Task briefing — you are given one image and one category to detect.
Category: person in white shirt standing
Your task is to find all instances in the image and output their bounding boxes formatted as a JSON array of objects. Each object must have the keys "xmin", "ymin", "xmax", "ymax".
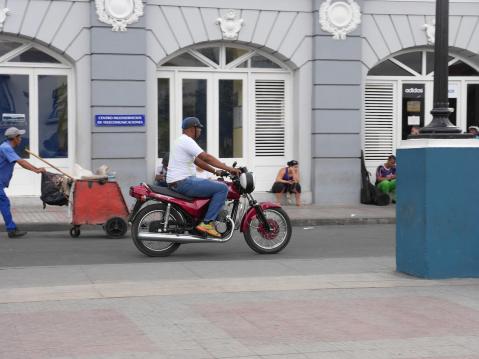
[{"xmin": 167, "ymin": 117, "xmax": 240, "ymax": 237}]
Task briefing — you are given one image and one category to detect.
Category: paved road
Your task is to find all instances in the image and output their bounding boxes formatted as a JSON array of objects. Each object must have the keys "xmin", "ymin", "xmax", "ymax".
[
  {"xmin": 2, "ymin": 224, "xmax": 479, "ymax": 359},
  {"xmin": 0, "ymin": 224, "xmax": 394, "ymax": 267}
]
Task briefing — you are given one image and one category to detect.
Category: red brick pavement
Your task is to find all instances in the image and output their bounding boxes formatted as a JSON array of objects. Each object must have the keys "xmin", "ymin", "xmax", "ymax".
[
  {"xmin": 196, "ymin": 296, "xmax": 479, "ymax": 345},
  {"xmin": 0, "ymin": 309, "xmax": 155, "ymax": 358}
]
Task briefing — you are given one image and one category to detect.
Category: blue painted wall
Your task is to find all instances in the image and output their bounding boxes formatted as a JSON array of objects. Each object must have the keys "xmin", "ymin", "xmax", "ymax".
[{"xmin": 397, "ymin": 147, "xmax": 479, "ymax": 278}]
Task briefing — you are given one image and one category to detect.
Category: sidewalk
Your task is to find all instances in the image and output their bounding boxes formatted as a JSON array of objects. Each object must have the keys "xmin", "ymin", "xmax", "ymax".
[
  {"xmin": 1, "ymin": 256, "xmax": 478, "ymax": 359},
  {"xmin": 1, "ymin": 197, "xmax": 396, "ymax": 231}
]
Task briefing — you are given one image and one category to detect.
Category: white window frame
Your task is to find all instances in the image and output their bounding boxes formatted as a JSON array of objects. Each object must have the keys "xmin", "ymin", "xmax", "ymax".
[
  {"xmin": 213, "ymin": 72, "xmax": 248, "ymax": 162},
  {"xmin": 156, "ymin": 45, "xmax": 293, "ymax": 186},
  {"xmin": 250, "ymin": 72, "xmax": 292, "ymax": 167},
  {"xmin": 0, "ymin": 38, "xmax": 75, "ymax": 196},
  {"xmin": 465, "ymin": 80, "xmax": 479, "ymax": 122},
  {"xmin": 0, "ymin": 67, "xmax": 74, "ymax": 156},
  {"xmin": 364, "ymin": 50, "xmax": 479, "ymax": 171},
  {"xmin": 362, "ymin": 79, "xmax": 397, "ymax": 174},
  {"xmin": 161, "ymin": 71, "xmax": 251, "ymax": 163}
]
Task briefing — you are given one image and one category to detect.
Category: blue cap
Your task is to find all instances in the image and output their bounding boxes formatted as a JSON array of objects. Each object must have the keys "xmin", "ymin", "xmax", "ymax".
[{"xmin": 182, "ymin": 117, "xmax": 204, "ymax": 129}]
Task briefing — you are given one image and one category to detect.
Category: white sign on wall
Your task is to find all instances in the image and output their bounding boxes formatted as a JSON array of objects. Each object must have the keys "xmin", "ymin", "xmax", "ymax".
[{"xmin": 448, "ymin": 83, "xmax": 458, "ymax": 98}]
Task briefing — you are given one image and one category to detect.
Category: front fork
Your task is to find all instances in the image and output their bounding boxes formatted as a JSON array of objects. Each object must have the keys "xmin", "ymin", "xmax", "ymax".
[
  {"xmin": 229, "ymin": 196, "xmax": 270, "ymax": 232},
  {"xmin": 246, "ymin": 194, "xmax": 272, "ymax": 232}
]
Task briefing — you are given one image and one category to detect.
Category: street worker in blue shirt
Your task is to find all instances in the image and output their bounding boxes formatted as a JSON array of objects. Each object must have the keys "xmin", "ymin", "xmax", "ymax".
[{"xmin": 0, "ymin": 127, "xmax": 45, "ymax": 238}]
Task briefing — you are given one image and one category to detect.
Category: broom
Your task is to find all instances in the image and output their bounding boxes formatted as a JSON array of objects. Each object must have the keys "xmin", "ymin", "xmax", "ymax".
[{"xmin": 25, "ymin": 149, "xmax": 74, "ymax": 180}]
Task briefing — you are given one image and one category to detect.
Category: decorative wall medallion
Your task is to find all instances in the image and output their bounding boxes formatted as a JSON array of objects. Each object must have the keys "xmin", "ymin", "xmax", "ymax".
[
  {"xmin": 319, "ymin": 0, "xmax": 361, "ymax": 40},
  {"xmin": 423, "ymin": 20, "xmax": 435, "ymax": 45},
  {"xmin": 0, "ymin": 8, "xmax": 10, "ymax": 30},
  {"xmin": 216, "ymin": 10, "xmax": 244, "ymax": 40},
  {"xmin": 95, "ymin": 0, "xmax": 144, "ymax": 32}
]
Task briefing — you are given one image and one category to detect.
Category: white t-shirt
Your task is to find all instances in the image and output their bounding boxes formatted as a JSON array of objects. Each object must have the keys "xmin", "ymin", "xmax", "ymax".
[
  {"xmin": 167, "ymin": 134, "xmax": 204, "ymax": 183},
  {"xmin": 196, "ymin": 167, "xmax": 214, "ymax": 180}
]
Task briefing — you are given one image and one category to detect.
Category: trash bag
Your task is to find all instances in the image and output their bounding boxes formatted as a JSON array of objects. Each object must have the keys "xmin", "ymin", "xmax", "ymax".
[
  {"xmin": 360, "ymin": 151, "xmax": 376, "ymax": 205},
  {"xmin": 360, "ymin": 182, "xmax": 377, "ymax": 205},
  {"xmin": 360, "ymin": 151, "xmax": 391, "ymax": 206},
  {"xmin": 374, "ymin": 188, "xmax": 391, "ymax": 206},
  {"xmin": 40, "ymin": 172, "xmax": 70, "ymax": 208}
]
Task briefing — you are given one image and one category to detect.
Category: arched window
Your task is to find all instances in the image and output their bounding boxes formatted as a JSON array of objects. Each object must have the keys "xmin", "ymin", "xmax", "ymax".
[
  {"xmin": 0, "ymin": 39, "xmax": 72, "ymax": 156},
  {"xmin": 364, "ymin": 49, "xmax": 479, "ymax": 173},
  {"xmin": 368, "ymin": 50, "xmax": 479, "ymax": 77},
  {"xmin": 160, "ymin": 45, "xmax": 286, "ymax": 70},
  {"xmin": 157, "ymin": 44, "xmax": 291, "ymax": 191},
  {"xmin": 0, "ymin": 38, "xmax": 73, "ymax": 196}
]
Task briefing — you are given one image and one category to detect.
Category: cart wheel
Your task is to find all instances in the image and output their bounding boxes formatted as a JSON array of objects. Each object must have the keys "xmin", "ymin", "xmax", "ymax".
[
  {"xmin": 70, "ymin": 226, "xmax": 80, "ymax": 238},
  {"xmin": 104, "ymin": 217, "xmax": 128, "ymax": 238}
]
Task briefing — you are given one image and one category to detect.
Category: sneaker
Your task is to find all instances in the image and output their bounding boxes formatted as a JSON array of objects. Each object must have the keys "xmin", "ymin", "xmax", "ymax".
[
  {"xmin": 8, "ymin": 229, "xmax": 27, "ymax": 238},
  {"xmin": 196, "ymin": 222, "xmax": 221, "ymax": 238}
]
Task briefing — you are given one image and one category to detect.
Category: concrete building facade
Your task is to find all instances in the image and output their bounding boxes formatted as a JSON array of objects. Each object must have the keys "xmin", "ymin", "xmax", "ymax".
[{"xmin": 2, "ymin": 0, "xmax": 478, "ymax": 204}]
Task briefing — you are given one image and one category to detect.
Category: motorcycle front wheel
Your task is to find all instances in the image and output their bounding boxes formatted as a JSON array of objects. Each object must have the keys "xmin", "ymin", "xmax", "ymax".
[
  {"xmin": 244, "ymin": 207, "xmax": 292, "ymax": 254},
  {"xmin": 131, "ymin": 203, "xmax": 182, "ymax": 257}
]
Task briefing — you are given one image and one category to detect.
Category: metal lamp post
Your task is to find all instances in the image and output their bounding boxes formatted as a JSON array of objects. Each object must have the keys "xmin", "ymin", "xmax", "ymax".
[
  {"xmin": 419, "ymin": 0, "xmax": 470, "ymax": 137},
  {"xmin": 397, "ymin": 0, "xmax": 479, "ymax": 280}
]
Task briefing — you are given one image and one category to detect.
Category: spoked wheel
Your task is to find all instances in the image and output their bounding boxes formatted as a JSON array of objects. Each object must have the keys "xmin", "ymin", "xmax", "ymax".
[
  {"xmin": 131, "ymin": 203, "xmax": 182, "ymax": 257},
  {"xmin": 104, "ymin": 217, "xmax": 128, "ymax": 238},
  {"xmin": 244, "ymin": 208, "xmax": 292, "ymax": 254}
]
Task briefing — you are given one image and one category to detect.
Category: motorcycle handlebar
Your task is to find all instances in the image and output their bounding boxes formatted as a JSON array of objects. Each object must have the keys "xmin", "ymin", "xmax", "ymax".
[{"xmin": 216, "ymin": 164, "xmax": 247, "ymax": 179}]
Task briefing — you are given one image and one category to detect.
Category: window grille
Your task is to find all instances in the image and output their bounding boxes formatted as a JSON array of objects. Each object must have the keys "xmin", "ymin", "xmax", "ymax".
[{"xmin": 255, "ymin": 80, "xmax": 285, "ymax": 157}]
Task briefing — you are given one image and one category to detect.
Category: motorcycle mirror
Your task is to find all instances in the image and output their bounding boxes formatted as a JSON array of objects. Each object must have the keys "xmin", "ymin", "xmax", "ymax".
[{"xmin": 232, "ymin": 161, "xmax": 237, "ymax": 168}]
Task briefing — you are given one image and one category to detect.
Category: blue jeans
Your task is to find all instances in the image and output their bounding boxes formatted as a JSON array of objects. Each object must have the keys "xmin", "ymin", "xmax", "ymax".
[
  {"xmin": 155, "ymin": 180, "xmax": 168, "ymax": 187},
  {"xmin": 174, "ymin": 176, "xmax": 228, "ymax": 222},
  {"xmin": 0, "ymin": 187, "xmax": 16, "ymax": 231}
]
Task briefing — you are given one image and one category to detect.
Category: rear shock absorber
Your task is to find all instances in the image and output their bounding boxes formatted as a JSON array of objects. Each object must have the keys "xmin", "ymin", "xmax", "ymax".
[{"xmin": 163, "ymin": 203, "xmax": 171, "ymax": 232}]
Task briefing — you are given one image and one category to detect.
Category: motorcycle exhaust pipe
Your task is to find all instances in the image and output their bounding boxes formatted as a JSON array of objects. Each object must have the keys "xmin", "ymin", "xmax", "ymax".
[{"xmin": 138, "ymin": 218, "xmax": 235, "ymax": 244}]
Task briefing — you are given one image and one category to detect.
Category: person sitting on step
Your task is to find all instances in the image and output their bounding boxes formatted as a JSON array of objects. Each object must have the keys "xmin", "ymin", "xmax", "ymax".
[
  {"xmin": 271, "ymin": 160, "xmax": 301, "ymax": 207},
  {"xmin": 376, "ymin": 155, "xmax": 396, "ymax": 203}
]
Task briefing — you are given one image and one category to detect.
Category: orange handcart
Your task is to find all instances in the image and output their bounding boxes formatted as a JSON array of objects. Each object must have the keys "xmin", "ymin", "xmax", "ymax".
[{"xmin": 69, "ymin": 179, "xmax": 129, "ymax": 238}]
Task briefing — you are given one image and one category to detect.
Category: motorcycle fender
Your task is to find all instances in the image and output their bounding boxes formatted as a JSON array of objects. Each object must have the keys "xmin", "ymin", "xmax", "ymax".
[
  {"xmin": 128, "ymin": 200, "xmax": 153, "ymax": 223},
  {"xmin": 240, "ymin": 202, "xmax": 281, "ymax": 232}
]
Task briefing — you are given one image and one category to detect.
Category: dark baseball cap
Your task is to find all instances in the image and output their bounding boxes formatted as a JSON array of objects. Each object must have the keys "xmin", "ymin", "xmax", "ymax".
[{"xmin": 182, "ymin": 117, "xmax": 204, "ymax": 129}]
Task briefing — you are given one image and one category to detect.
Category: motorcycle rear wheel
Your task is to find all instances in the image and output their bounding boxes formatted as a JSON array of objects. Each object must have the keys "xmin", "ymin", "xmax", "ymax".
[
  {"xmin": 131, "ymin": 203, "xmax": 183, "ymax": 257},
  {"xmin": 244, "ymin": 207, "xmax": 292, "ymax": 254}
]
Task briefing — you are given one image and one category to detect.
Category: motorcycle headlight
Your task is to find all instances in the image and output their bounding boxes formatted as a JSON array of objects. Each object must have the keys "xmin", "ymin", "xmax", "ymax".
[{"xmin": 239, "ymin": 172, "xmax": 255, "ymax": 193}]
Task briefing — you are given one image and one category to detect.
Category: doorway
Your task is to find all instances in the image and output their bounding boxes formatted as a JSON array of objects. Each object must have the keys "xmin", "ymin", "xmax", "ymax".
[
  {"xmin": 175, "ymin": 73, "xmax": 247, "ymax": 162},
  {"xmin": 0, "ymin": 40, "xmax": 74, "ymax": 196},
  {"xmin": 364, "ymin": 49, "xmax": 479, "ymax": 171},
  {"xmin": 467, "ymin": 83, "xmax": 479, "ymax": 128},
  {"xmin": 156, "ymin": 44, "xmax": 293, "ymax": 191}
]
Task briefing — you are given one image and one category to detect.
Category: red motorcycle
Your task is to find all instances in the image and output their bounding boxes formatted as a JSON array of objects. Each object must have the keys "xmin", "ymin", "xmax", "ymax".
[{"xmin": 128, "ymin": 164, "xmax": 292, "ymax": 257}]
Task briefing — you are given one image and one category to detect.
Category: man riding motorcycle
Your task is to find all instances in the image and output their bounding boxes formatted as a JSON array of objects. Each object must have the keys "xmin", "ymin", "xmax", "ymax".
[{"xmin": 167, "ymin": 117, "xmax": 240, "ymax": 237}]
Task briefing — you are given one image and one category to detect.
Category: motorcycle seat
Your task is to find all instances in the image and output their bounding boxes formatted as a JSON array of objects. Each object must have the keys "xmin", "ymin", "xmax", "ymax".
[{"xmin": 149, "ymin": 184, "xmax": 194, "ymax": 202}]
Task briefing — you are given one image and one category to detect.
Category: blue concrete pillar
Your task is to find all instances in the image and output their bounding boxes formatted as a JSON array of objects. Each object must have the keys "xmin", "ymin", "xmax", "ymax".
[{"xmin": 396, "ymin": 139, "xmax": 479, "ymax": 278}]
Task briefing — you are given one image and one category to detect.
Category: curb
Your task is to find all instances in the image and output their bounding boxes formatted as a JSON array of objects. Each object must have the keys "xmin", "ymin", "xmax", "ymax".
[
  {"xmin": 2, "ymin": 217, "xmax": 396, "ymax": 232},
  {"xmin": 0, "ymin": 223, "xmax": 99, "ymax": 233},
  {"xmin": 290, "ymin": 217, "xmax": 396, "ymax": 226}
]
